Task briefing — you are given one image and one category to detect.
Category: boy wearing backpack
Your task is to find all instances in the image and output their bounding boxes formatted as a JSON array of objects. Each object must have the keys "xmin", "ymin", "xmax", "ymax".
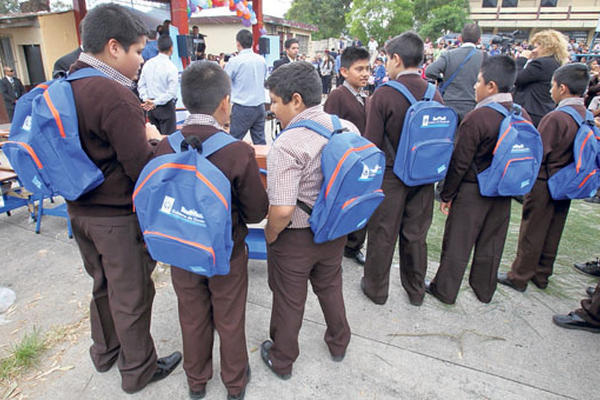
[
  {"xmin": 66, "ymin": 4, "xmax": 181, "ymax": 393},
  {"xmin": 426, "ymin": 55, "xmax": 531, "ymax": 304},
  {"xmin": 261, "ymin": 61, "xmax": 356, "ymax": 380},
  {"xmin": 151, "ymin": 61, "xmax": 268, "ymax": 399},
  {"xmin": 361, "ymin": 32, "xmax": 444, "ymax": 307},
  {"xmin": 498, "ymin": 63, "xmax": 591, "ymax": 292},
  {"xmin": 324, "ymin": 46, "xmax": 371, "ymax": 265}
]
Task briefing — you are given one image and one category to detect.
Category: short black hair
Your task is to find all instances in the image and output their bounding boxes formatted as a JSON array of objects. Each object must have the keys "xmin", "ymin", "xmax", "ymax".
[
  {"xmin": 461, "ymin": 23, "xmax": 481, "ymax": 44},
  {"xmin": 181, "ymin": 61, "xmax": 231, "ymax": 114},
  {"xmin": 480, "ymin": 55, "xmax": 516, "ymax": 93},
  {"xmin": 158, "ymin": 35, "xmax": 172, "ymax": 52},
  {"xmin": 265, "ymin": 61, "xmax": 321, "ymax": 107},
  {"xmin": 236, "ymin": 29, "xmax": 252, "ymax": 49},
  {"xmin": 82, "ymin": 4, "xmax": 148, "ymax": 54},
  {"xmin": 192, "ymin": 25, "xmax": 198, "ymax": 30},
  {"xmin": 284, "ymin": 38, "xmax": 299, "ymax": 49},
  {"xmin": 385, "ymin": 32, "xmax": 423, "ymax": 68},
  {"xmin": 341, "ymin": 46, "xmax": 370, "ymax": 69},
  {"xmin": 553, "ymin": 63, "xmax": 590, "ymax": 97},
  {"xmin": 148, "ymin": 30, "xmax": 157, "ymax": 40}
]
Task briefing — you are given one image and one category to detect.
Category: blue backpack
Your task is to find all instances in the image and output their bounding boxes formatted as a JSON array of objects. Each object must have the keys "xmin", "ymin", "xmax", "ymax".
[
  {"xmin": 547, "ymin": 106, "xmax": 600, "ymax": 200},
  {"xmin": 382, "ymin": 81, "xmax": 458, "ymax": 186},
  {"xmin": 1, "ymin": 68, "xmax": 106, "ymax": 200},
  {"xmin": 133, "ymin": 131, "xmax": 236, "ymax": 276},
  {"xmin": 477, "ymin": 102, "xmax": 543, "ymax": 197},
  {"xmin": 282, "ymin": 115, "xmax": 385, "ymax": 244}
]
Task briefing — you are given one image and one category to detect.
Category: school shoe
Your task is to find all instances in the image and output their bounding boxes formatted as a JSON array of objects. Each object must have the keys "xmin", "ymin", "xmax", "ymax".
[
  {"xmin": 344, "ymin": 249, "xmax": 366, "ymax": 266},
  {"xmin": 123, "ymin": 351, "xmax": 182, "ymax": 394},
  {"xmin": 552, "ymin": 312, "xmax": 600, "ymax": 333},
  {"xmin": 586, "ymin": 286, "xmax": 596, "ymax": 297},
  {"xmin": 330, "ymin": 350, "xmax": 346, "ymax": 362},
  {"xmin": 260, "ymin": 340, "xmax": 291, "ymax": 380},
  {"xmin": 530, "ymin": 277, "xmax": 548, "ymax": 290},
  {"xmin": 584, "ymin": 195, "xmax": 600, "ymax": 204},
  {"xmin": 573, "ymin": 259, "xmax": 600, "ymax": 277},
  {"xmin": 189, "ymin": 387, "xmax": 206, "ymax": 399},
  {"xmin": 497, "ymin": 272, "xmax": 526, "ymax": 292},
  {"xmin": 424, "ymin": 280, "xmax": 454, "ymax": 305},
  {"xmin": 227, "ymin": 366, "xmax": 251, "ymax": 400},
  {"xmin": 360, "ymin": 277, "xmax": 387, "ymax": 305}
]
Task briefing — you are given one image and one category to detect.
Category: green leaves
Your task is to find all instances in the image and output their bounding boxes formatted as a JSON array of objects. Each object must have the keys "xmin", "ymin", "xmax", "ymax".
[
  {"xmin": 285, "ymin": 0, "xmax": 352, "ymax": 40},
  {"xmin": 346, "ymin": 0, "xmax": 414, "ymax": 47}
]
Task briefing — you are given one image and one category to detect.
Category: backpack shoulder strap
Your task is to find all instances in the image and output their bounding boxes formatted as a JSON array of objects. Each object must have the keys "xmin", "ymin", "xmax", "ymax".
[
  {"xmin": 439, "ymin": 47, "xmax": 477, "ymax": 95},
  {"xmin": 483, "ymin": 102, "xmax": 510, "ymax": 117},
  {"xmin": 65, "ymin": 67, "xmax": 108, "ymax": 82},
  {"xmin": 284, "ymin": 120, "xmax": 332, "ymax": 139},
  {"xmin": 557, "ymin": 106, "xmax": 584, "ymax": 127},
  {"xmin": 331, "ymin": 115, "xmax": 343, "ymax": 132},
  {"xmin": 201, "ymin": 131, "xmax": 238, "ymax": 157},
  {"xmin": 382, "ymin": 80, "xmax": 417, "ymax": 105},
  {"xmin": 423, "ymin": 83, "xmax": 436, "ymax": 101},
  {"xmin": 167, "ymin": 131, "xmax": 185, "ymax": 153}
]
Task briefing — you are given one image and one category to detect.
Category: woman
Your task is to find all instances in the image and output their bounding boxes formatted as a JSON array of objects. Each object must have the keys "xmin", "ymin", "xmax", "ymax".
[
  {"xmin": 320, "ymin": 52, "xmax": 334, "ymax": 95},
  {"xmin": 513, "ymin": 30, "xmax": 569, "ymax": 127}
]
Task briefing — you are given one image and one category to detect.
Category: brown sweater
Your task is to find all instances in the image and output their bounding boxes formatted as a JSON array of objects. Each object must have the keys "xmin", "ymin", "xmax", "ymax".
[
  {"xmin": 441, "ymin": 102, "xmax": 532, "ymax": 202},
  {"xmin": 365, "ymin": 74, "xmax": 444, "ymax": 168},
  {"xmin": 66, "ymin": 61, "xmax": 157, "ymax": 217},
  {"xmin": 323, "ymin": 85, "xmax": 366, "ymax": 135},
  {"xmin": 537, "ymin": 105, "xmax": 585, "ymax": 180},
  {"xmin": 154, "ymin": 124, "xmax": 269, "ymax": 259}
]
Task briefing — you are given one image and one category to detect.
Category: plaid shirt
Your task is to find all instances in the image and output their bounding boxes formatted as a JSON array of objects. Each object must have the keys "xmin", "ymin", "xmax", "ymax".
[
  {"xmin": 183, "ymin": 114, "xmax": 226, "ymax": 130},
  {"xmin": 78, "ymin": 53, "xmax": 135, "ymax": 89},
  {"xmin": 267, "ymin": 105, "xmax": 359, "ymax": 228},
  {"xmin": 343, "ymin": 80, "xmax": 368, "ymax": 106}
]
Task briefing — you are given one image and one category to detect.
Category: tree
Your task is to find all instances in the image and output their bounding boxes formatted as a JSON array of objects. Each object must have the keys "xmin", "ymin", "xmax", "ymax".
[
  {"xmin": 285, "ymin": 0, "xmax": 352, "ymax": 40},
  {"xmin": 0, "ymin": 0, "xmax": 20, "ymax": 14},
  {"xmin": 414, "ymin": 0, "xmax": 471, "ymax": 42},
  {"xmin": 345, "ymin": 0, "xmax": 413, "ymax": 47}
]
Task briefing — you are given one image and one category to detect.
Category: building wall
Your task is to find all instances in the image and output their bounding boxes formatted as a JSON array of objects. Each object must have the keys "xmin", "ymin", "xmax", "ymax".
[
  {"xmin": 39, "ymin": 11, "xmax": 78, "ymax": 81},
  {"xmin": 194, "ymin": 25, "xmax": 242, "ymax": 56},
  {"xmin": 0, "ymin": 25, "xmax": 43, "ymax": 85}
]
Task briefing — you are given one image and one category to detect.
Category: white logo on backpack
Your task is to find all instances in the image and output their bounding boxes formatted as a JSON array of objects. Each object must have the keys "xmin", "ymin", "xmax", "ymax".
[
  {"xmin": 160, "ymin": 195, "xmax": 175, "ymax": 214},
  {"xmin": 22, "ymin": 115, "xmax": 32, "ymax": 131}
]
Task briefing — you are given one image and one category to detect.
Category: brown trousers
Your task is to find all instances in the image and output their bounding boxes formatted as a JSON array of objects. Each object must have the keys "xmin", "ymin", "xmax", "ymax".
[
  {"xmin": 577, "ymin": 282, "xmax": 600, "ymax": 326},
  {"xmin": 267, "ymin": 228, "xmax": 350, "ymax": 375},
  {"xmin": 363, "ymin": 170, "xmax": 434, "ymax": 304},
  {"xmin": 70, "ymin": 214, "xmax": 157, "ymax": 393},
  {"xmin": 508, "ymin": 179, "xmax": 570, "ymax": 288},
  {"xmin": 430, "ymin": 182, "xmax": 511, "ymax": 304},
  {"xmin": 345, "ymin": 227, "xmax": 367, "ymax": 255},
  {"xmin": 171, "ymin": 250, "xmax": 249, "ymax": 395}
]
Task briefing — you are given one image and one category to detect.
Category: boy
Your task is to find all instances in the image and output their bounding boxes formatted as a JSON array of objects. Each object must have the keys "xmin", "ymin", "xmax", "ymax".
[
  {"xmin": 361, "ymin": 32, "xmax": 443, "ymax": 307},
  {"xmin": 66, "ymin": 4, "xmax": 180, "ymax": 394},
  {"xmin": 324, "ymin": 46, "xmax": 370, "ymax": 265},
  {"xmin": 426, "ymin": 55, "xmax": 528, "ymax": 304},
  {"xmin": 498, "ymin": 63, "xmax": 591, "ymax": 291},
  {"xmin": 261, "ymin": 61, "xmax": 354, "ymax": 380},
  {"xmin": 153, "ymin": 61, "xmax": 268, "ymax": 400}
]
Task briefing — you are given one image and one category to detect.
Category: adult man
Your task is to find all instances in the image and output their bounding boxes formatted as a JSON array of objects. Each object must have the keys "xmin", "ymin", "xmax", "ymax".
[
  {"xmin": 425, "ymin": 23, "xmax": 485, "ymax": 122},
  {"xmin": 0, "ymin": 66, "xmax": 25, "ymax": 121},
  {"xmin": 225, "ymin": 29, "xmax": 267, "ymax": 144},
  {"xmin": 273, "ymin": 38, "xmax": 299, "ymax": 70},
  {"xmin": 368, "ymin": 36, "xmax": 378, "ymax": 62},
  {"xmin": 190, "ymin": 25, "xmax": 206, "ymax": 61},
  {"xmin": 138, "ymin": 35, "xmax": 179, "ymax": 135}
]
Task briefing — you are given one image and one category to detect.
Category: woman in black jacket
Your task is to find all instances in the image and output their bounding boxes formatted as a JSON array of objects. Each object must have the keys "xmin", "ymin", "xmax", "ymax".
[{"xmin": 513, "ymin": 30, "xmax": 569, "ymax": 127}]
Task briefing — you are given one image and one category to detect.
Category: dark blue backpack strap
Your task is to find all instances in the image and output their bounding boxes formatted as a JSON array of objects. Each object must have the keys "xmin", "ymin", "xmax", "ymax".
[
  {"xmin": 167, "ymin": 131, "xmax": 184, "ymax": 153},
  {"xmin": 423, "ymin": 83, "xmax": 436, "ymax": 101},
  {"xmin": 483, "ymin": 102, "xmax": 510, "ymax": 117},
  {"xmin": 439, "ymin": 47, "xmax": 477, "ymax": 95},
  {"xmin": 557, "ymin": 106, "xmax": 584, "ymax": 127},
  {"xmin": 285, "ymin": 120, "xmax": 332, "ymax": 139},
  {"xmin": 382, "ymin": 81, "xmax": 417, "ymax": 105},
  {"xmin": 65, "ymin": 67, "xmax": 108, "ymax": 81},
  {"xmin": 201, "ymin": 131, "xmax": 238, "ymax": 157}
]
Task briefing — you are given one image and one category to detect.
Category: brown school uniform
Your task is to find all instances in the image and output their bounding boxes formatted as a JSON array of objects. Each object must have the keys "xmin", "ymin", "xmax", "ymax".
[
  {"xmin": 429, "ymin": 97, "xmax": 532, "ymax": 304},
  {"xmin": 67, "ymin": 57, "xmax": 159, "ymax": 393},
  {"xmin": 363, "ymin": 72, "xmax": 443, "ymax": 305},
  {"xmin": 324, "ymin": 82, "xmax": 368, "ymax": 256},
  {"xmin": 506, "ymin": 100, "xmax": 584, "ymax": 289},
  {"xmin": 266, "ymin": 105, "xmax": 355, "ymax": 376},
  {"xmin": 153, "ymin": 118, "xmax": 268, "ymax": 395}
]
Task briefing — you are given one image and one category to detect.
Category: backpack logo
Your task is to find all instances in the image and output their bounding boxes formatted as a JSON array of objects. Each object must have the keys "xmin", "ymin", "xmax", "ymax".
[
  {"xmin": 421, "ymin": 115, "xmax": 430, "ymax": 127},
  {"xmin": 22, "ymin": 115, "xmax": 32, "ymax": 131},
  {"xmin": 511, "ymin": 143, "xmax": 529, "ymax": 153},
  {"xmin": 358, "ymin": 163, "xmax": 382, "ymax": 182},
  {"xmin": 160, "ymin": 195, "xmax": 175, "ymax": 214}
]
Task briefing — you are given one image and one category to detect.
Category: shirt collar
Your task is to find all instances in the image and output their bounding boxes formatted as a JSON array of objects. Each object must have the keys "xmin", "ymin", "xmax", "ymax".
[
  {"xmin": 183, "ymin": 114, "xmax": 226, "ymax": 131},
  {"xmin": 239, "ymin": 48, "xmax": 253, "ymax": 55},
  {"xmin": 557, "ymin": 97, "xmax": 585, "ymax": 108},
  {"xmin": 476, "ymin": 92, "xmax": 513, "ymax": 109},
  {"xmin": 461, "ymin": 42, "xmax": 476, "ymax": 48},
  {"xmin": 78, "ymin": 53, "xmax": 134, "ymax": 89},
  {"xmin": 343, "ymin": 80, "xmax": 367, "ymax": 99},
  {"xmin": 288, "ymin": 105, "xmax": 322, "ymax": 127},
  {"xmin": 395, "ymin": 70, "xmax": 421, "ymax": 80}
]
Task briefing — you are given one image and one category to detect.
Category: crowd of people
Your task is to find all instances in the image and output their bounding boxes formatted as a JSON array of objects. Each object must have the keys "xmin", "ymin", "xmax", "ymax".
[{"xmin": 3, "ymin": 5, "xmax": 600, "ymax": 400}]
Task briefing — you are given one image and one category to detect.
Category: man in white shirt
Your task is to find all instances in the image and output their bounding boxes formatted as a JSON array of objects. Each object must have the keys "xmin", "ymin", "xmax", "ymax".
[
  {"xmin": 368, "ymin": 37, "xmax": 378, "ymax": 62},
  {"xmin": 138, "ymin": 35, "xmax": 179, "ymax": 135}
]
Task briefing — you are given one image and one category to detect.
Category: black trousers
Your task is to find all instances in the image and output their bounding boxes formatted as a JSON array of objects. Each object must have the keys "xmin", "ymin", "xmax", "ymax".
[{"xmin": 149, "ymin": 100, "xmax": 177, "ymax": 135}]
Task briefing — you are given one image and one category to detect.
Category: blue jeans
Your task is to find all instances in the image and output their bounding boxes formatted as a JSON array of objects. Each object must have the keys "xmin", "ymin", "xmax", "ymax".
[{"xmin": 230, "ymin": 103, "xmax": 266, "ymax": 145}]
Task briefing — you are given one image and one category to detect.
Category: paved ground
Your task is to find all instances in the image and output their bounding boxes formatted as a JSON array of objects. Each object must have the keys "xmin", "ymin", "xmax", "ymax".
[{"xmin": 0, "ymin": 194, "xmax": 598, "ymax": 400}]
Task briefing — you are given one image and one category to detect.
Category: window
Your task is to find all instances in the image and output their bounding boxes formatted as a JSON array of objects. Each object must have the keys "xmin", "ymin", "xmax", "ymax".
[
  {"xmin": 0, "ymin": 37, "xmax": 15, "ymax": 70},
  {"xmin": 502, "ymin": 0, "xmax": 518, "ymax": 6},
  {"xmin": 482, "ymin": 0, "xmax": 498, "ymax": 7},
  {"xmin": 540, "ymin": 0, "xmax": 557, "ymax": 6}
]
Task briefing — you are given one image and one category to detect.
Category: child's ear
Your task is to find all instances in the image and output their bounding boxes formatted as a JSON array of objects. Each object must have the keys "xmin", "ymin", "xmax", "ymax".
[{"xmin": 340, "ymin": 67, "xmax": 349, "ymax": 79}]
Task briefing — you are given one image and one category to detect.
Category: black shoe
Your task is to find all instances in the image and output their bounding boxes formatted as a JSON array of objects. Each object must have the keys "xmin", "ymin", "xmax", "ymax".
[
  {"xmin": 573, "ymin": 259, "xmax": 600, "ymax": 277},
  {"xmin": 260, "ymin": 340, "xmax": 291, "ymax": 380},
  {"xmin": 424, "ymin": 280, "xmax": 432, "ymax": 294},
  {"xmin": 123, "ymin": 351, "xmax": 182, "ymax": 394},
  {"xmin": 497, "ymin": 272, "xmax": 526, "ymax": 292},
  {"xmin": 360, "ymin": 277, "xmax": 386, "ymax": 305},
  {"xmin": 586, "ymin": 286, "xmax": 596, "ymax": 297},
  {"xmin": 530, "ymin": 277, "xmax": 548, "ymax": 289},
  {"xmin": 552, "ymin": 312, "xmax": 600, "ymax": 333},
  {"xmin": 227, "ymin": 366, "xmax": 251, "ymax": 400},
  {"xmin": 344, "ymin": 250, "xmax": 366, "ymax": 266},
  {"xmin": 189, "ymin": 387, "xmax": 206, "ymax": 400},
  {"xmin": 584, "ymin": 195, "xmax": 600, "ymax": 204},
  {"xmin": 331, "ymin": 350, "xmax": 346, "ymax": 362}
]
